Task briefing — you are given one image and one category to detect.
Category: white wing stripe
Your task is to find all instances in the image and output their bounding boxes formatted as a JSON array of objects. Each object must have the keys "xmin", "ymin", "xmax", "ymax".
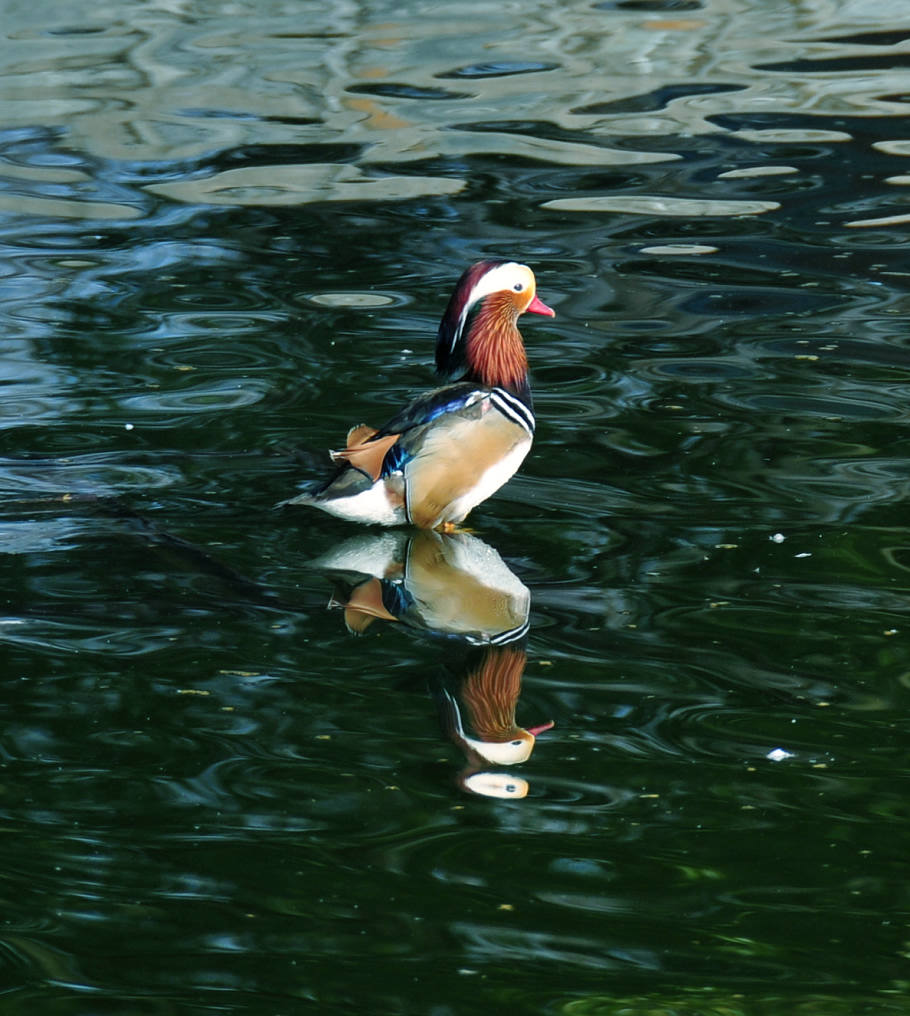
[{"xmin": 491, "ymin": 388, "xmax": 535, "ymax": 434}]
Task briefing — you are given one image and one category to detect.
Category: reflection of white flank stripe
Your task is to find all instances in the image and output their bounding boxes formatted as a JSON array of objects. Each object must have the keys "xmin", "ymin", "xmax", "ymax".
[
  {"xmin": 491, "ymin": 389, "xmax": 535, "ymax": 435},
  {"xmin": 467, "ymin": 618, "xmax": 531, "ymax": 646}
]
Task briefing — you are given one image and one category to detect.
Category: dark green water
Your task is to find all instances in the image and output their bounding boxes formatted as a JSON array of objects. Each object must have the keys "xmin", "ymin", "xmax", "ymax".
[{"xmin": 3, "ymin": 1, "xmax": 910, "ymax": 1013}]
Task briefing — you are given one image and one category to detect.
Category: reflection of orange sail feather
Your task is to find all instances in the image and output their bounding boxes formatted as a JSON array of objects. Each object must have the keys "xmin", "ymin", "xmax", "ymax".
[{"xmin": 335, "ymin": 577, "xmax": 399, "ymax": 634}]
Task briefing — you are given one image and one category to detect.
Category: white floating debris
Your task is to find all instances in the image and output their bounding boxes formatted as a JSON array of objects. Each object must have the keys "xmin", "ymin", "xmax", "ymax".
[
  {"xmin": 124, "ymin": 423, "xmax": 134, "ymax": 431},
  {"xmin": 770, "ymin": 532, "xmax": 785, "ymax": 543},
  {"xmin": 794, "ymin": 552, "xmax": 812, "ymax": 558},
  {"xmin": 767, "ymin": 748, "xmax": 794, "ymax": 762}
]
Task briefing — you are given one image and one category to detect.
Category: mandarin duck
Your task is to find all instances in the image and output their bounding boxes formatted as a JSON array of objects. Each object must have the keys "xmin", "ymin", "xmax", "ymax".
[{"xmin": 284, "ymin": 260, "xmax": 554, "ymax": 529}]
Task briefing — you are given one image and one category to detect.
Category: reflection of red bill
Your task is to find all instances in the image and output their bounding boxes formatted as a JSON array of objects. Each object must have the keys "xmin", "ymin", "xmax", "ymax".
[{"xmin": 526, "ymin": 720, "xmax": 555, "ymax": 737}]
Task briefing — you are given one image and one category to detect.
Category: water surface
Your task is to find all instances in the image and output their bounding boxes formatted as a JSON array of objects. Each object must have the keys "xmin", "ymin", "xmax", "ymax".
[{"xmin": 3, "ymin": 0, "xmax": 910, "ymax": 1013}]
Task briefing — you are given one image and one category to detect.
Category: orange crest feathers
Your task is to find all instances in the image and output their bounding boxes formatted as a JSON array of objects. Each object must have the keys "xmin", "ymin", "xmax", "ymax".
[{"xmin": 465, "ymin": 293, "xmax": 529, "ymax": 392}]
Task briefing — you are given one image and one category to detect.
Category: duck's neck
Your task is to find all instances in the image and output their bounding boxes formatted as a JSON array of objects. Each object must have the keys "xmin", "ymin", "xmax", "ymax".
[{"xmin": 464, "ymin": 293, "xmax": 530, "ymax": 404}]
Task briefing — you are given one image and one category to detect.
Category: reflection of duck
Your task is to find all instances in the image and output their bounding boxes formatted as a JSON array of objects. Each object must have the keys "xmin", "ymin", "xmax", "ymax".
[
  {"xmin": 283, "ymin": 260, "xmax": 554, "ymax": 530},
  {"xmin": 311, "ymin": 528, "xmax": 529, "ymax": 643},
  {"xmin": 311, "ymin": 528, "xmax": 551, "ymax": 799},
  {"xmin": 436, "ymin": 645, "xmax": 553, "ymax": 800}
]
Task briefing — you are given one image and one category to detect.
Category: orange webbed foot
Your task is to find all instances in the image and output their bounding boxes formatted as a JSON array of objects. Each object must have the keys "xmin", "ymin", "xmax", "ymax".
[{"xmin": 437, "ymin": 521, "xmax": 476, "ymax": 535}]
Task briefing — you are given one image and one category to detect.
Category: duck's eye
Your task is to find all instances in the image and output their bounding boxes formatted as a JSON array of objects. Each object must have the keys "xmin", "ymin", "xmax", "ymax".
[{"xmin": 513, "ymin": 282, "xmax": 524, "ymax": 292}]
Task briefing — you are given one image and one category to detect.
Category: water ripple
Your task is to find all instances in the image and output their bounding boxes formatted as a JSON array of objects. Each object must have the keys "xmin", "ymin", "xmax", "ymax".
[
  {"xmin": 437, "ymin": 61, "xmax": 560, "ymax": 79},
  {"xmin": 0, "ymin": 456, "xmax": 179, "ymax": 496},
  {"xmin": 145, "ymin": 165, "xmax": 466, "ymax": 206},
  {"xmin": 120, "ymin": 378, "xmax": 270, "ymax": 414},
  {"xmin": 346, "ymin": 83, "xmax": 471, "ymax": 101},
  {"xmin": 543, "ymin": 195, "xmax": 781, "ymax": 216}
]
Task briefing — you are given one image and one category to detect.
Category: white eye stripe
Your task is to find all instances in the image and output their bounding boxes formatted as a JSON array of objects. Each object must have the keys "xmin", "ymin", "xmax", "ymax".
[
  {"xmin": 454, "ymin": 262, "xmax": 532, "ymax": 346},
  {"xmin": 466, "ymin": 262, "xmax": 528, "ymax": 306}
]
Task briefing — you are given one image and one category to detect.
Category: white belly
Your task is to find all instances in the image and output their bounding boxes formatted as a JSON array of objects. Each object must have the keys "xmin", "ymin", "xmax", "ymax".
[{"xmin": 314, "ymin": 482, "xmax": 407, "ymax": 526}]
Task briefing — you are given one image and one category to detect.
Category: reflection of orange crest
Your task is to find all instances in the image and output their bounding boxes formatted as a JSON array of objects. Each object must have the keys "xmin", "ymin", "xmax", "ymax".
[
  {"xmin": 444, "ymin": 645, "xmax": 554, "ymax": 776},
  {"xmin": 460, "ymin": 647, "xmax": 526, "ymax": 741}
]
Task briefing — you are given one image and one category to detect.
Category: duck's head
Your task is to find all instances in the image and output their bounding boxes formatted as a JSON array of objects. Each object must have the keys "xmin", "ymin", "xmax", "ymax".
[{"xmin": 435, "ymin": 260, "xmax": 555, "ymax": 381}]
